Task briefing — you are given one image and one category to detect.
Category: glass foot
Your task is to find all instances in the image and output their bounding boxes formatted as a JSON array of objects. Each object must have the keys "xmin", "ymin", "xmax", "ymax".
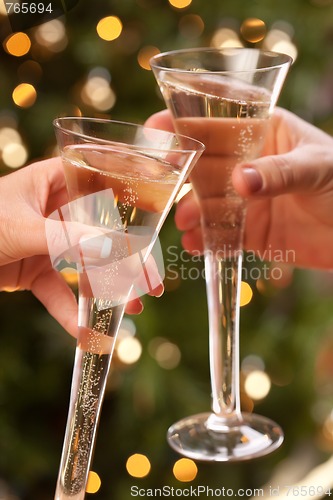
[{"xmin": 167, "ymin": 412, "xmax": 283, "ymax": 462}]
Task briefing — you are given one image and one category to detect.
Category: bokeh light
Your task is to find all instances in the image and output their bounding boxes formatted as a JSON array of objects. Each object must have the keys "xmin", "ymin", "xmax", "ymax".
[
  {"xmin": 137, "ymin": 45, "xmax": 160, "ymax": 71},
  {"xmin": 4, "ymin": 32, "xmax": 31, "ymax": 56},
  {"xmin": 86, "ymin": 471, "xmax": 101, "ymax": 494},
  {"xmin": 240, "ymin": 18, "xmax": 266, "ymax": 43},
  {"xmin": 154, "ymin": 341, "xmax": 181, "ymax": 369},
  {"xmin": 2, "ymin": 143, "xmax": 28, "ymax": 169},
  {"xmin": 168, "ymin": 0, "xmax": 192, "ymax": 8},
  {"xmin": 35, "ymin": 20, "xmax": 68, "ymax": 52},
  {"xmin": 173, "ymin": 458, "xmax": 198, "ymax": 482},
  {"xmin": 211, "ymin": 28, "xmax": 243, "ymax": 48},
  {"xmin": 126, "ymin": 454, "xmax": 151, "ymax": 478},
  {"xmin": 264, "ymin": 26, "xmax": 298, "ymax": 61},
  {"xmin": 240, "ymin": 281, "xmax": 253, "ymax": 307},
  {"xmin": 244, "ymin": 370, "xmax": 271, "ymax": 400},
  {"xmin": 81, "ymin": 70, "xmax": 116, "ymax": 111},
  {"xmin": 96, "ymin": 16, "xmax": 123, "ymax": 41},
  {"xmin": 12, "ymin": 83, "xmax": 37, "ymax": 108},
  {"xmin": 116, "ymin": 336, "xmax": 142, "ymax": 364}
]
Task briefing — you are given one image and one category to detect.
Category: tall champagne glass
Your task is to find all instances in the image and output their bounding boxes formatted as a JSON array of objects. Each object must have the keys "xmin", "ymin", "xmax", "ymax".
[
  {"xmin": 52, "ymin": 118, "xmax": 204, "ymax": 499},
  {"xmin": 151, "ymin": 48, "xmax": 292, "ymax": 461}
]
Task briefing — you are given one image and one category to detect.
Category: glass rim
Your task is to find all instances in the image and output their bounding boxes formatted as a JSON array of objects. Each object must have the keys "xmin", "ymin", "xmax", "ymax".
[
  {"xmin": 53, "ymin": 116, "xmax": 205, "ymax": 154},
  {"xmin": 150, "ymin": 47, "xmax": 293, "ymax": 74}
]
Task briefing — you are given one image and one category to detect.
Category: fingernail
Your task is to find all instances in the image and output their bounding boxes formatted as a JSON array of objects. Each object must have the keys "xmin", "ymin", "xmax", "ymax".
[{"xmin": 242, "ymin": 167, "xmax": 263, "ymax": 193}]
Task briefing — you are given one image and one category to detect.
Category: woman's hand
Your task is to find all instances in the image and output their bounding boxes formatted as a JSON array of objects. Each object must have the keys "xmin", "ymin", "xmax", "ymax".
[
  {"xmin": 147, "ymin": 108, "xmax": 333, "ymax": 269},
  {"xmin": 0, "ymin": 158, "xmax": 163, "ymax": 337}
]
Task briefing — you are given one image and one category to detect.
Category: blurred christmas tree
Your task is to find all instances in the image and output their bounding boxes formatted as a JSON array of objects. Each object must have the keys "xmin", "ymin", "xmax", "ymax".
[{"xmin": 1, "ymin": 0, "xmax": 333, "ymax": 499}]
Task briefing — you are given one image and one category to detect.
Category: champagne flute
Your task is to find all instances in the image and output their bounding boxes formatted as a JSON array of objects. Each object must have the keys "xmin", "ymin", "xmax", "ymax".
[
  {"xmin": 52, "ymin": 118, "xmax": 204, "ymax": 499},
  {"xmin": 151, "ymin": 48, "xmax": 292, "ymax": 461}
]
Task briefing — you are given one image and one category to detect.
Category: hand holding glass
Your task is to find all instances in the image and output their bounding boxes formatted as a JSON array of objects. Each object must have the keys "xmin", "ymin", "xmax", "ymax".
[
  {"xmin": 151, "ymin": 48, "xmax": 292, "ymax": 461},
  {"xmin": 52, "ymin": 118, "xmax": 204, "ymax": 499}
]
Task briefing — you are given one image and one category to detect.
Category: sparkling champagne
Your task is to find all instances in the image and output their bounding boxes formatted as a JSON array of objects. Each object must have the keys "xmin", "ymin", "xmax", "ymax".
[
  {"xmin": 55, "ymin": 146, "xmax": 180, "ymax": 499},
  {"xmin": 160, "ymin": 72, "xmax": 271, "ymax": 254}
]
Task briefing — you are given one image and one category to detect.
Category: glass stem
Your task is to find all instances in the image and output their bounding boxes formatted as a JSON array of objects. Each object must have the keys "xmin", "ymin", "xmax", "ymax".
[
  {"xmin": 204, "ymin": 250, "xmax": 243, "ymax": 421},
  {"xmin": 54, "ymin": 290, "xmax": 125, "ymax": 500}
]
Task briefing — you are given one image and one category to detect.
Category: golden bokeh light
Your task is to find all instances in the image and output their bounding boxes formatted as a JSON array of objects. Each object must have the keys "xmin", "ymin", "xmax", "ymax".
[
  {"xmin": 240, "ymin": 18, "xmax": 267, "ymax": 43},
  {"xmin": 86, "ymin": 471, "xmax": 101, "ymax": 494},
  {"xmin": 137, "ymin": 45, "xmax": 160, "ymax": 71},
  {"xmin": 117, "ymin": 337, "xmax": 142, "ymax": 364},
  {"xmin": 173, "ymin": 458, "xmax": 198, "ymax": 482},
  {"xmin": 126, "ymin": 454, "xmax": 151, "ymax": 478},
  {"xmin": 168, "ymin": 0, "xmax": 192, "ymax": 8},
  {"xmin": 4, "ymin": 32, "xmax": 31, "ymax": 57},
  {"xmin": 240, "ymin": 281, "xmax": 253, "ymax": 307},
  {"xmin": 244, "ymin": 370, "xmax": 271, "ymax": 400},
  {"xmin": 96, "ymin": 16, "xmax": 123, "ymax": 41},
  {"xmin": 12, "ymin": 83, "xmax": 37, "ymax": 108}
]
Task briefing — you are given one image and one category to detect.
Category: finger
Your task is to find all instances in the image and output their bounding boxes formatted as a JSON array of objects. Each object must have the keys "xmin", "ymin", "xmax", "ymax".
[
  {"xmin": 175, "ymin": 191, "xmax": 200, "ymax": 231},
  {"xmin": 31, "ymin": 267, "xmax": 78, "ymax": 337},
  {"xmin": 232, "ymin": 145, "xmax": 333, "ymax": 198},
  {"xmin": 125, "ymin": 298, "xmax": 144, "ymax": 315},
  {"xmin": 181, "ymin": 226, "xmax": 204, "ymax": 254},
  {"xmin": 144, "ymin": 110, "xmax": 175, "ymax": 132}
]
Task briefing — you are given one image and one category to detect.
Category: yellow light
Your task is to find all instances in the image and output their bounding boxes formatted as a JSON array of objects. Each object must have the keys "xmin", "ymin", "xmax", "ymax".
[
  {"xmin": 3, "ymin": 143, "xmax": 28, "ymax": 168},
  {"xmin": 126, "ymin": 454, "xmax": 151, "ymax": 478},
  {"xmin": 168, "ymin": 0, "xmax": 192, "ymax": 8},
  {"xmin": 12, "ymin": 83, "xmax": 37, "ymax": 108},
  {"xmin": 240, "ymin": 281, "xmax": 253, "ymax": 307},
  {"xmin": 173, "ymin": 458, "xmax": 198, "ymax": 482},
  {"xmin": 117, "ymin": 337, "xmax": 142, "ymax": 364},
  {"xmin": 137, "ymin": 45, "xmax": 160, "ymax": 71},
  {"xmin": 96, "ymin": 16, "xmax": 123, "ymax": 41},
  {"xmin": 244, "ymin": 370, "xmax": 271, "ymax": 400},
  {"xmin": 240, "ymin": 18, "xmax": 267, "ymax": 43},
  {"xmin": 4, "ymin": 32, "xmax": 31, "ymax": 57},
  {"xmin": 86, "ymin": 471, "xmax": 101, "ymax": 494}
]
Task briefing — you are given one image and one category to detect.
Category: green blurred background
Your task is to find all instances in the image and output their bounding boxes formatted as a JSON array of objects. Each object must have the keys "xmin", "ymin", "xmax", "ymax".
[{"xmin": 1, "ymin": 0, "xmax": 333, "ymax": 498}]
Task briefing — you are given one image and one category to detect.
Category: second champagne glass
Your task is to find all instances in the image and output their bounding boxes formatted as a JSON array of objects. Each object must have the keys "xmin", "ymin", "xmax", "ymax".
[{"xmin": 151, "ymin": 48, "xmax": 292, "ymax": 461}]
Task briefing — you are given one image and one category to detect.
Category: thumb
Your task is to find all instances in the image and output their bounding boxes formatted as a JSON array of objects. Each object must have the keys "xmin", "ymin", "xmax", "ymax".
[{"xmin": 232, "ymin": 145, "xmax": 333, "ymax": 198}]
